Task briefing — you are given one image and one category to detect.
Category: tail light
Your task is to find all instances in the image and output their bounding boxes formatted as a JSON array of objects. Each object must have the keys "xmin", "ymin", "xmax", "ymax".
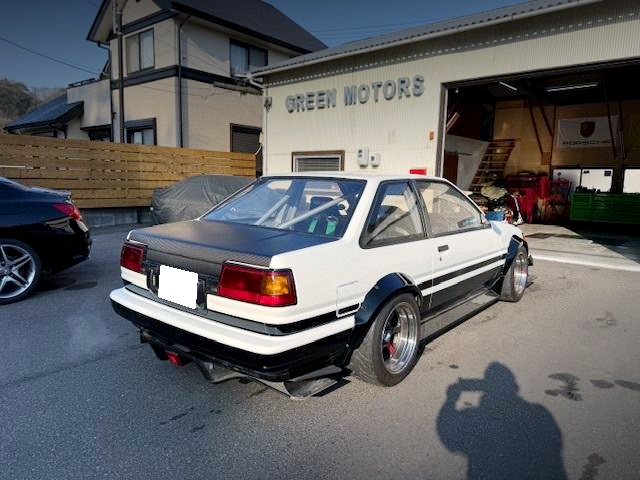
[
  {"xmin": 121, "ymin": 242, "xmax": 146, "ymax": 273},
  {"xmin": 53, "ymin": 202, "xmax": 83, "ymax": 220},
  {"xmin": 218, "ymin": 264, "xmax": 296, "ymax": 307}
]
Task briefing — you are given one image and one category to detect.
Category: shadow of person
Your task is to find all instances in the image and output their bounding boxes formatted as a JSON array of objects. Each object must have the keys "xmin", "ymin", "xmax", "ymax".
[{"xmin": 437, "ymin": 362, "xmax": 567, "ymax": 480}]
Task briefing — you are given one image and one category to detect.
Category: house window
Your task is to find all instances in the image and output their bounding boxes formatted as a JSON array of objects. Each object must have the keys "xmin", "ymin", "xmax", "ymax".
[
  {"xmin": 126, "ymin": 29, "xmax": 154, "ymax": 74},
  {"xmin": 230, "ymin": 40, "xmax": 267, "ymax": 77},
  {"xmin": 292, "ymin": 151, "xmax": 344, "ymax": 172},
  {"xmin": 83, "ymin": 125, "xmax": 111, "ymax": 142},
  {"xmin": 231, "ymin": 124, "xmax": 262, "ymax": 177},
  {"xmin": 125, "ymin": 118, "xmax": 156, "ymax": 145}
]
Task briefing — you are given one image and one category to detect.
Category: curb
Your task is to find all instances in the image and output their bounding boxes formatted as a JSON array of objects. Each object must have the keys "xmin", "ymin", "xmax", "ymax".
[{"xmin": 531, "ymin": 253, "xmax": 640, "ymax": 273}]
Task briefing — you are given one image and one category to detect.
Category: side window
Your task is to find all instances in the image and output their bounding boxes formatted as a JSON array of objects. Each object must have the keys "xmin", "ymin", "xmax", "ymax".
[
  {"xmin": 415, "ymin": 181, "xmax": 483, "ymax": 235},
  {"xmin": 230, "ymin": 40, "xmax": 267, "ymax": 77},
  {"xmin": 126, "ymin": 29, "xmax": 154, "ymax": 74},
  {"xmin": 361, "ymin": 182, "xmax": 424, "ymax": 247},
  {"xmin": 125, "ymin": 118, "xmax": 156, "ymax": 145}
]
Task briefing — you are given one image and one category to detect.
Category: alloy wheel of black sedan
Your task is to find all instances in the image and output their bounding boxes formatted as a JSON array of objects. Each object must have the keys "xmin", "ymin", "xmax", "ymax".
[{"xmin": 0, "ymin": 239, "xmax": 41, "ymax": 304}]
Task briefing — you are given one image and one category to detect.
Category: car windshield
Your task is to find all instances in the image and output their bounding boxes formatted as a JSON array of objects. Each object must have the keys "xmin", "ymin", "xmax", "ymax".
[{"xmin": 203, "ymin": 177, "xmax": 366, "ymax": 237}]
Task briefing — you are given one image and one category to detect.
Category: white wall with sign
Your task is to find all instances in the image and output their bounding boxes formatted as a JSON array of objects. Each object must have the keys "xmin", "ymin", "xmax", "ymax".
[
  {"xmin": 624, "ymin": 168, "xmax": 640, "ymax": 193},
  {"xmin": 260, "ymin": 1, "xmax": 640, "ymax": 176}
]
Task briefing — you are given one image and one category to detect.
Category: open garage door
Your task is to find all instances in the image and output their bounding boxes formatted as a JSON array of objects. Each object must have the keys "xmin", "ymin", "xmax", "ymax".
[{"xmin": 441, "ymin": 61, "xmax": 640, "ymax": 225}]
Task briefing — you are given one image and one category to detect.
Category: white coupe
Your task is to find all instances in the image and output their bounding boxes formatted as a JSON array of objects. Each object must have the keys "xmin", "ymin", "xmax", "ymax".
[{"xmin": 110, "ymin": 174, "xmax": 530, "ymax": 397}]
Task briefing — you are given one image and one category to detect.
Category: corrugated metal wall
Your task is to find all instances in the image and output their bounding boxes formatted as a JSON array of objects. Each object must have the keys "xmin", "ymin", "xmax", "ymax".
[{"xmin": 263, "ymin": 0, "xmax": 640, "ymax": 175}]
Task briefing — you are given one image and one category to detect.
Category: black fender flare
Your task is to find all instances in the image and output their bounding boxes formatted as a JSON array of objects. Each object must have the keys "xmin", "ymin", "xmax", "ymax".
[
  {"xmin": 492, "ymin": 235, "xmax": 528, "ymax": 293},
  {"xmin": 345, "ymin": 273, "xmax": 422, "ymax": 358}
]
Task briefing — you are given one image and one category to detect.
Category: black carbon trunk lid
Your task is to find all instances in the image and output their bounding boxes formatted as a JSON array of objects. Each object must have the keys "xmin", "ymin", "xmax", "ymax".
[{"xmin": 128, "ymin": 219, "xmax": 337, "ymax": 277}]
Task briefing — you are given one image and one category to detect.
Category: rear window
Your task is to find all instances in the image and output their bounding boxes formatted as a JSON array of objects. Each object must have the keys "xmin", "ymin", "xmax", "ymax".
[{"xmin": 204, "ymin": 177, "xmax": 366, "ymax": 237}]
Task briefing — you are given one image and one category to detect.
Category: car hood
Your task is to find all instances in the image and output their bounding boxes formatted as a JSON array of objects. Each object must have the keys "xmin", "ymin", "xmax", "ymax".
[{"xmin": 128, "ymin": 220, "xmax": 338, "ymax": 276}]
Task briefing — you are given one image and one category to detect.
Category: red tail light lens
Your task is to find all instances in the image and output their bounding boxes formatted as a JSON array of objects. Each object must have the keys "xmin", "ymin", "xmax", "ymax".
[
  {"xmin": 218, "ymin": 264, "xmax": 297, "ymax": 307},
  {"xmin": 53, "ymin": 202, "xmax": 82, "ymax": 220},
  {"xmin": 120, "ymin": 242, "xmax": 146, "ymax": 273}
]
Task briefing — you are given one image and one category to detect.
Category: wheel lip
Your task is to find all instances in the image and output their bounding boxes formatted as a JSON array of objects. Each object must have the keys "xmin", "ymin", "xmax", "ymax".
[
  {"xmin": 0, "ymin": 243, "xmax": 37, "ymax": 300},
  {"xmin": 380, "ymin": 300, "xmax": 419, "ymax": 375},
  {"xmin": 512, "ymin": 252, "xmax": 528, "ymax": 296}
]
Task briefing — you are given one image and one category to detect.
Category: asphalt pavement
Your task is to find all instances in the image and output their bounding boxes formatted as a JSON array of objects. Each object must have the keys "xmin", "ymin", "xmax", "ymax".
[{"xmin": 1, "ymin": 222, "xmax": 639, "ymax": 480}]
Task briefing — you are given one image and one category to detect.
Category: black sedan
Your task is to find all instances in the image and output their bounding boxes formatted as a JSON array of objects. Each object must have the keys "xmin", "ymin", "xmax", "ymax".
[{"xmin": 0, "ymin": 177, "xmax": 91, "ymax": 304}]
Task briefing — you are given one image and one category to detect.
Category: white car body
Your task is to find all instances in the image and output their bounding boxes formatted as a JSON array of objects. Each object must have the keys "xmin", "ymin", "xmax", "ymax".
[{"xmin": 110, "ymin": 173, "xmax": 529, "ymax": 393}]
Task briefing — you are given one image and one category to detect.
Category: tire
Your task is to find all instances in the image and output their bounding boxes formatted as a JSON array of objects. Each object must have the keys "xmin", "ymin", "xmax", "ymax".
[
  {"xmin": 349, "ymin": 293, "xmax": 421, "ymax": 386},
  {"xmin": 500, "ymin": 245, "xmax": 528, "ymax": 302},
  {"xmin": 0, "ymin": 238, "xmax": 42, "ymax": 305}
]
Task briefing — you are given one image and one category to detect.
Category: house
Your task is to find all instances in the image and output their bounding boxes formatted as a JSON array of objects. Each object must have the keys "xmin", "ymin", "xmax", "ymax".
[
  {"xmin": 90, "ymin": 0, "xmax": 325, "ymax": 175},
  {"xmin": 4, "ymin": 77, "xmax": 111, "ymax": 140},
  {"xmin": 7, "ymin": 0, "xmax": 325, "ymax": 176}
]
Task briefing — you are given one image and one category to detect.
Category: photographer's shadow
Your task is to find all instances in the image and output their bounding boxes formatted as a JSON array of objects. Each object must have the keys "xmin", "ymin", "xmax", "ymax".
[{"xmin": 437, "ymin": 362, "xmax": 567, "ymax": 480}]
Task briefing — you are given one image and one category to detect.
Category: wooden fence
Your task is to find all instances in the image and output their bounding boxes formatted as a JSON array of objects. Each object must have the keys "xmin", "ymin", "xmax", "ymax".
[{"xmin": 0, "ymin": 134, "xmax": 255, "ymax": 208}]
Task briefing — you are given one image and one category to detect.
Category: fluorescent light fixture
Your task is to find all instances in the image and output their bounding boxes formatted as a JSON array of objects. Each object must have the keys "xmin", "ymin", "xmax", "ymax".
[
  {"xmin": 546, "ymin": 82, "xmax": 599, "ymax": 92},
  {"xmin": 499, "ymin": 81, "xmax": 518, "ymax": 92}
]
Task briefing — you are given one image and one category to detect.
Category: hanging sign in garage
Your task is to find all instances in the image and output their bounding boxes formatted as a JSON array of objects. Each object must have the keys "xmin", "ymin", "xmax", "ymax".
[{"xmin": 556, "ymin": 116, "xmax": 618, "ymax": 148}]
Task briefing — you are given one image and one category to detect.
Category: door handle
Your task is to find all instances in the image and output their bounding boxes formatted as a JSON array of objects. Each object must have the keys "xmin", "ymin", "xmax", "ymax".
[{"xmin": 438, "ymin": 245, "xmax": 449, "ymax": 252}]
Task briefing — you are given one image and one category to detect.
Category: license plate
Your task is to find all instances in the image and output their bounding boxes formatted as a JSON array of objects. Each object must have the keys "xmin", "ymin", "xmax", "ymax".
[{"xmin": 158, "ymin": 265, "xmax": 198, "ymax": 309}]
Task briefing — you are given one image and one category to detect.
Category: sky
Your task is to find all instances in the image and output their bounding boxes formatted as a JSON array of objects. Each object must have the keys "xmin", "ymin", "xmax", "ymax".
[{"xmin": 0, "ymin": 0, "xmax": 520, "ymax": 89}]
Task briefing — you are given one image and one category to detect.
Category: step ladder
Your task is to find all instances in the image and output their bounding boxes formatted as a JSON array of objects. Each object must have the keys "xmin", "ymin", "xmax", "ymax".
[{"xmin": 470, "ymin": 139, "xmax": 516, "ymax": 192}]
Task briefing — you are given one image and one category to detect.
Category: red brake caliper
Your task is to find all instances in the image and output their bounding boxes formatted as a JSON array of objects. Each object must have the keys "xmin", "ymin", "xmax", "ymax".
[{"xmin": 387, "ymin": 342, "xmax": 397, "ymax": 356}]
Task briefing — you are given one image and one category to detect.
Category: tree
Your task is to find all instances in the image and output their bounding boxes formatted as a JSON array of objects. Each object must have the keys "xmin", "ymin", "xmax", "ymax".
[{"xmin": 0, "ymin": 79, "xmax": 65, "ymax": 131}]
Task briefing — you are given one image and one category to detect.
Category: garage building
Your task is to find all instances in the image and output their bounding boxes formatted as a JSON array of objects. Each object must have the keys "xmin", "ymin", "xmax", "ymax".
[{"xmin": 251, "ymin": 0, "xmax": 640, "ymax": 225}]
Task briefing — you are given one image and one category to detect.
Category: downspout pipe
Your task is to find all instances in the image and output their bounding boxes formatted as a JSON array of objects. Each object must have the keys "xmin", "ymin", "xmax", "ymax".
[
  {"xmin": 177, "ymin": 14, "xmax": 190, "ymax": 148},
  {"xmin": 97, "ymin": 42, "xmax": 114, "ymax": 142},
  {"xmin": 116, "ymin": 5, "xmax": 125, "ymax": 143}
]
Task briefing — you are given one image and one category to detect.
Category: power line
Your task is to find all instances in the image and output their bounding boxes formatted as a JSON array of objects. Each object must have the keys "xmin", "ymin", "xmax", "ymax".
[
  {"xmin": 310, "ymin": 16, "xmax": 451, "ymax": 34},
  {"xmin": 0, "ymin": 36, "xmax": 101, "ymax": 76}
]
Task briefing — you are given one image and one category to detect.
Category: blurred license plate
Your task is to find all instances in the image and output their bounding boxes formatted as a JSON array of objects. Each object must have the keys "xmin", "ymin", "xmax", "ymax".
[{"xmin": 158, "ymin": 265, "xmax": 198, "ymax": 309}]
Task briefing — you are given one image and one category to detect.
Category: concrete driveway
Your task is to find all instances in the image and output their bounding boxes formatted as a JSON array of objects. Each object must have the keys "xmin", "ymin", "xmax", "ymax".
[{"xmin": 1, "ymin": 223, "xmax": 638, "ymax": 480}]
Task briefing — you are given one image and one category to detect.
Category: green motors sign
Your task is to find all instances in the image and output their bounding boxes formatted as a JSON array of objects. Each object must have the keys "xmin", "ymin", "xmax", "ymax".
[{"xmin": 285, "ymin": 75, "xmax": 425, "ymax": 113}]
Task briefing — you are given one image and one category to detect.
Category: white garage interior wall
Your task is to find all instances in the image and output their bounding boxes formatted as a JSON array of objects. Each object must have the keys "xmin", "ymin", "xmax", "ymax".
[
  {"xmin": 444, "ymin": 135, "xmax": 490, "ymax": 190},
  {"xmin": 624, "ymin": 168, "xmax": 640, "ymax": 193}
]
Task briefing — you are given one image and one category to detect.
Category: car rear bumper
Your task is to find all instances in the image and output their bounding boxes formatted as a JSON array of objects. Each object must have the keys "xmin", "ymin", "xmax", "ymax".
[
  {"xmin": 110, "ymin": 287, "xmax": 352, "ymax": 381},
  {"xmin": 43, "ymin": 219, "xmax": 91, "ymax": 273}
]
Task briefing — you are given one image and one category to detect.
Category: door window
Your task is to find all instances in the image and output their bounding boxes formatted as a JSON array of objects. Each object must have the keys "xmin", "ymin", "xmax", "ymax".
[
  {"xmin": 361, "ymin": 182, "xmax": 425, "ymax": 247},
  {"xmin": 415, "ymin": 181, "xmax": 482, "ymax": 236}
]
